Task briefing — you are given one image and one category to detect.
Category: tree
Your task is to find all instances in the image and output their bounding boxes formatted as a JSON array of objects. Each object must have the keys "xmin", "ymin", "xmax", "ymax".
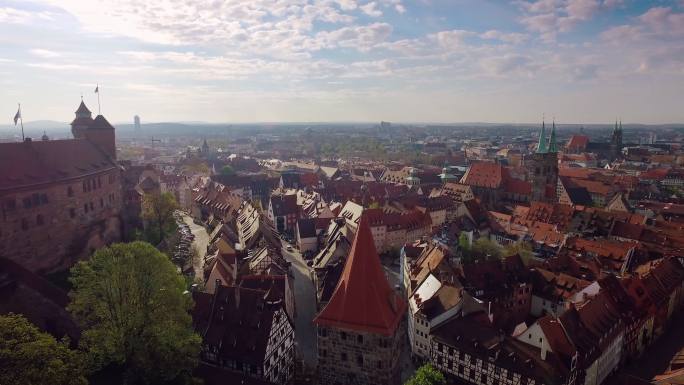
[
  {"xmin": 504, "ymin": 241, "xmax": 535, "ymax": 265},
  {"xmin": 142, "ymin": 192, "xmax": 179, "ymax": 246},
  {"xmin": 471, "ymin": 237, "xmax": 503, "ymax": 259},
  {"xmin": 405, "ymin": 364, "xmax": 446, "ymax": 385},
  {"xmin": 68, "ymin": 242, "xmax": 201, "ymax": 384},
  {"xmin": 0, "ymin": 313, "xmax": 88, "ymax": 385},
  {"xmin": 219, "ymin": 165, "xmax": 235, "ymax": 176}
]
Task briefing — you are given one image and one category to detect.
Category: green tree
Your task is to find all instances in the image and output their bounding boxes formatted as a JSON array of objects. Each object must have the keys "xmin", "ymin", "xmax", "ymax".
[
  {"xmin": 0, "ymin": 313, "xmax": 88, "ymax": 385},
  {"xmin": 405, "ymin": 364, "xmax": 446, "ymax": 385},
  {"xmin": 504, "ymin": 241, "xmax": 535, "ymax": 264},
  {"xmin": 219, "ymin": 165, "xmax": 235, "ymax": 176},
  {"xmin": 471, "ymin": 237, "xmax": 503, "ymax": 259},
  {"xmin": 142, "ymin": 192, "xmax": 179, "ymax": 246},
  {"xmin": 68, "ymin": 242, "xmax": 201, "ymax": 384}
]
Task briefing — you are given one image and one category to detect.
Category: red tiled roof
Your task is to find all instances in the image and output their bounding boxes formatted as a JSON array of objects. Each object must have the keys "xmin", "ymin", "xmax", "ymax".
[
  {"xmin": 0, "ymin": 139, "xmax": 117, "ymax": 191},
  {"xmin": 314, "ymin": 214, "xmax": 406, "ymax": 336},
  {"xmin": 566, "ymin": 135, "xmax": 589, "ymax": 150},
  {"xmin": 461, "ymin": 162, "xmax": 508, "ymax": 189}
]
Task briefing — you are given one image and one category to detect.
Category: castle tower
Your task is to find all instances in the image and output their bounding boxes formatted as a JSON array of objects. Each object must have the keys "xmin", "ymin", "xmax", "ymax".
[
  {"xmin": 70, "ymin": 100, "xmax": 116, "ymax": 159},
  {"xmin": 526, "ymin": 119, "xmax": 559, "ymax": 202},
  {"xmin": 314, "ymin": 214, "xmax": 406, "ymax": 385}
]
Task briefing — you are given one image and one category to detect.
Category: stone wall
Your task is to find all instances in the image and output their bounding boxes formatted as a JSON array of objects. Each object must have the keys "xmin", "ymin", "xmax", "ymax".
[
  {"xmin": 317, "ymin": 321, "xmax": 405, "ymax": 385},
  {"xmin": 0, "ymin": 168, "xmax": 123, "ymax": 273}
]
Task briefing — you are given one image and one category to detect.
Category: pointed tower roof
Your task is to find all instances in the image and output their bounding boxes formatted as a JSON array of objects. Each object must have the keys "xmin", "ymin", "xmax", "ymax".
[
  {"xmin": 613, "ymin": 119, "xmax": 619, "ymax": 134},
  {"xmin": 75, "ymin": 100, "xmax": 91, "ymax": 114},
  {"xmin": 548, "ymin": 119, "xmax": 558, "ymax": 153},
  {"xmin": 314, "ymin": 214, "xmax": 406, "ymax": 336},
  {"xmin": 536, "ymin": 119, "xmax": 548, "ymax": 153}
]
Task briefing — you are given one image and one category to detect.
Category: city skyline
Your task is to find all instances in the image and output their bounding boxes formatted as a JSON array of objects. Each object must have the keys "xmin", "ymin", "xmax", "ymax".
[{"xmin": 1, "ymin": 0, "xmax": 684, "ymax": 124}]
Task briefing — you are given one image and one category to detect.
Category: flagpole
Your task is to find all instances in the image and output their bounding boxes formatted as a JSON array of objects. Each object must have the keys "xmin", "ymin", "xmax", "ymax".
[
  {"xmin": 19, "ymin": 103, "xmax": 24, "ymax": 141},
  {"xmin": 96, "ymin": 84, "xmax": 101, "ymax": 115}
]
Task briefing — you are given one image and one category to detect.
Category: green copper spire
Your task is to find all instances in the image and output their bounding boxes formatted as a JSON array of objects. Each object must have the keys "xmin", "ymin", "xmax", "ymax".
[
  {"xmin": 548, "ymin": 119, "xmax": 558, "ymax": 153},
  {"xmin": 536, "ymin": 119, "xmax": 548, "ymax": 153}
]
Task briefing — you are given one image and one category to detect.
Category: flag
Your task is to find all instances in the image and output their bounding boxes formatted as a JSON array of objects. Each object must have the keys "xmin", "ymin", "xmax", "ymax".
[
  {"xmin": 94, "ymin": 84, "xmax": 99, "ymax": 93},
  {"xmin": 13, "ymin": 106, "xmax": 20, "ymax": 126}
]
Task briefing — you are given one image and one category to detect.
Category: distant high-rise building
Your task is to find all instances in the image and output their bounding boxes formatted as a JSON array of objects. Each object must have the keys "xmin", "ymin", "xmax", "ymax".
[{"xmin": 134, "ymin": 115, "xmax": 141, "ymax": 132}]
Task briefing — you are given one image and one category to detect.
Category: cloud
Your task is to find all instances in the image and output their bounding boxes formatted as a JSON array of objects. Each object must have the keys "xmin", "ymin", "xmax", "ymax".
[
  {"xmin": 316, "ymin": 22, "xmax": 393, "ymax": 51},
  {"xmin": 0, "ymin": 6, "xmax": 53, "ymax": 23},
  {"xmin": 480, "ymin": 54, "xmax": 536, "ymax": 76},
  {"xmin": 360, "ymin": 2, "xmax": 382, "ymax": 17},
  {"xmin": 29, "ymin": 49, "xmax": 61, "ymax": 58},
  {"xmin": 517, "ymin": 0, "xmax": 609, "ymax": 41},
  {"xmin": 430, "ymin": 30, "xmax": 475, "ymax": 50},
  {"xmin": 480, "ymin": 30, "xmax": 528, "ymax": 44}
]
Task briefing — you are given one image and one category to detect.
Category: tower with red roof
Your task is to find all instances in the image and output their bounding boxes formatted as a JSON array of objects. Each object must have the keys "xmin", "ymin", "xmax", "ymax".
[{"xmin": 314, "ymin": 214, "xmax": 406, "ymax": 385}]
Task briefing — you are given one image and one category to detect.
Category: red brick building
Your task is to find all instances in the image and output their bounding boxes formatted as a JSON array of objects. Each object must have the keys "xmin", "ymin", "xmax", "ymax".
[{"xmin": 0, "ymin": 101, "xmax": 122, "ymax": 273}]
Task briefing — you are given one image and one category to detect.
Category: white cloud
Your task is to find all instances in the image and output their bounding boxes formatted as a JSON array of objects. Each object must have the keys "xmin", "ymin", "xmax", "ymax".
[
  {"xmin": 0, "ymin": 6, "xmax": 53, "ymax": 23},
  {"xmin": 29, "ymin": 49, "xmax": 61, "ymax": 58},
  {"xmin": 360, "ymin": 2, "xmax": 382, "ymax": 17}
]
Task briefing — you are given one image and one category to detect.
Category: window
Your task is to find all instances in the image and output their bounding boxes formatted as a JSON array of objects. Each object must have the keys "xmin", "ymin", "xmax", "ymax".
[
  {"xmin": 70, "ymin": 208, "xmax": 76, "ymax": 218},
  {"xmin": 3, "ymin": 198, "xmax": 16, "ymax": 211},
  {"xmin": 98, "ymin": 177, "xmax": 102, "ymax": 188},
  {"xmin": 21, "ymin": 218, "xmax": 29, "ymax": 230},
  {"xmin": 83, "ymin": 181, "xmax": 87, "ymax": 192},
  {"xmin": 23, "ymin": 197, "xmax": 32, "ymax": 209},
  {"xmin": 341, "ymin": 332, "xmax": 347, "ymax": 340},
  {"xmin": 100, "ymin": 198, "xmax": 104, "ymax": 208},
  {"xmin": 36, "ymin": 214, "xmax": 44, "ymax": 226},
  {"xmin": 84, "ymin": 204, "xmax": 89, "ymax": 213},
  {"xmin": 67, "ymin": 186, "xmax": 74, "ymax": 197},
  {"xmin": 89, "ymin": 202, "xmax": 94, "ymax": 211},
  {"xmin": 40, "ymin": 194, "xmax": 48, "ymax": 204},
  {"xmin": 356, "ymin": 355, "xmax": 363, "ymax": 366},
  {"xmin": 357, "ymin": 335, "xmax": 363, "ymax": 344},
  {"xmin": 341, "ymin": 352, "xmax": 347, "ymax": 361},
  {"xmin": 321, "ymin": 349, "xmax": 327, "ymax": 357}
]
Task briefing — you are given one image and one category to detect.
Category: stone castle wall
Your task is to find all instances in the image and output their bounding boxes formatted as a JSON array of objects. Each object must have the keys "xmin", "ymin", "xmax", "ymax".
[
  {"xmin": 0, "ymin": 168, "xmax": 123, "ymax": 273},
  {"xmin": 317, "ymin": 320, "xmax": 405, "ymax": 385}
]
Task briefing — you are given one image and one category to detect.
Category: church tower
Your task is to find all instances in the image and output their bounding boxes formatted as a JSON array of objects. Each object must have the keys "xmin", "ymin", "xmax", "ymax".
[
  {"xmin": 526, "ymin": 119, "xmax": 559, "ymax": 202},
  {"xmin": 71, "ymin": 100, "xmax": 116, "ymax": 159},
  {"xmin": 610, "ymin": 119, "xmax": 623, "ymax": 160}
]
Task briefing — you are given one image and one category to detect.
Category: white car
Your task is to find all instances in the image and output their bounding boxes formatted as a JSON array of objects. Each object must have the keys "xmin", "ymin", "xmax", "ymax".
[{"xmin": 286, "ymin": 245, "xmax": 293, "ymax": 252}]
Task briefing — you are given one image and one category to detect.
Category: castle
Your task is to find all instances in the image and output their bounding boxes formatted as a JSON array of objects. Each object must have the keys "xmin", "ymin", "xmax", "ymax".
[{"xmin": 0, "ymin": 100, "xmax": 123, "ymax": 273}]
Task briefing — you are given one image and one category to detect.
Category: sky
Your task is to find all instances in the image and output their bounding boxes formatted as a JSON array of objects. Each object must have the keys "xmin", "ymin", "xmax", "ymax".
[{"xmin": 0, "ymin": 0, "xmax": 683, "ymax": 124}]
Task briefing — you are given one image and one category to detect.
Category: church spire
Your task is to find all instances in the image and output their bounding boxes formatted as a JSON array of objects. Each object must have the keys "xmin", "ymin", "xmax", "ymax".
[
  {"xmin": 548, "ymin": 118, "xmax": 558, "ymax": 153},
  {"xmin": 536, "ymin": 118, "xmax": 548, "ymax": 153}
]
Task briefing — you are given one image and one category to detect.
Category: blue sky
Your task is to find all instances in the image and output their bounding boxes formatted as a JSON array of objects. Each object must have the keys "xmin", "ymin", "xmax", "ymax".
[{"xmin": 1, "ymin": 0, "xmax": 683, "ymax": 124}]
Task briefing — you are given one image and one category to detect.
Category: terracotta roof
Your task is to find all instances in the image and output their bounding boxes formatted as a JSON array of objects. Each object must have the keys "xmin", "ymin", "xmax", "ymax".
[
  {"xmin": 461, "ymin": 162, "xmax": 508, "ymax": 189},
  {"xmin": 566, "ymin": 135, "xmax": 589, "ymax": 150},
  {"xmin": 313, "ymin": 214, "xmax": 406, "ymax": 336},
  {"xmin": 0, "ymin": 139, "xmax": 117, "ymax": 191}
]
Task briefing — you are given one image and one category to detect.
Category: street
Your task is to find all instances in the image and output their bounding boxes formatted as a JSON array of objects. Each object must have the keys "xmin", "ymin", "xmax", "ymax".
[
  {"xmin": 280, "ymin": 240, "xmax": 319, "ymax": 369},
  {"xmin": 181, "ymin": 213, "xmax": 210, "ymax": 279}
]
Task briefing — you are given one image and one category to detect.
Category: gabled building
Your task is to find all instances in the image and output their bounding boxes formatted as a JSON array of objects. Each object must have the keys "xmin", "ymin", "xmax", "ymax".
[
  {"xmin": 314, "ymin": 215, "xmax": 406, "ymax": 385},
  {"xmin": 193, "ymin": 284, "xmax": 295, "ymax": 385}
]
